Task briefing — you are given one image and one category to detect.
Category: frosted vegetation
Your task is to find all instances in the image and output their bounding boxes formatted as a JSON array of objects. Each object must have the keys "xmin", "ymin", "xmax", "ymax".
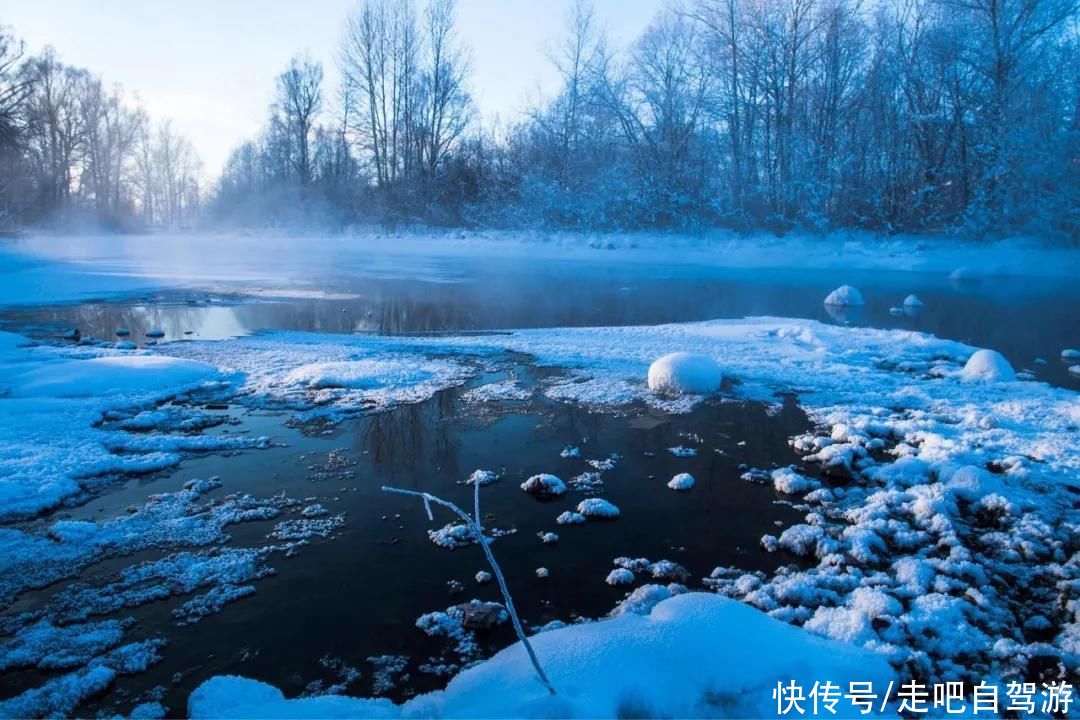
[{"xmin": 0, "ymin": 0, "xmax": 1077, "ymax": 242}]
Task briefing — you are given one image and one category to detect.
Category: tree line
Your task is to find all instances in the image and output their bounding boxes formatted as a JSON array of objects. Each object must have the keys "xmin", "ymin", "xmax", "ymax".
[
  {"xmin": 3, "ymin": 0, "xmax": 1079, "ymax": 240},
  {"xmin": 0, "ymin": 30, "xmax": 202, "ymax": 230}
]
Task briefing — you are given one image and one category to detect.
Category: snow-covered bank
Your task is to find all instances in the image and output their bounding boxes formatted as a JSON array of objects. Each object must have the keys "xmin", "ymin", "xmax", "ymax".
[
  {"xmin": 0, "ymin": 333, "xmax": 258, "ymax": 521},
  {"xmin": 188, "ymin": 593, "xmax": 894, "ymax": 719}
]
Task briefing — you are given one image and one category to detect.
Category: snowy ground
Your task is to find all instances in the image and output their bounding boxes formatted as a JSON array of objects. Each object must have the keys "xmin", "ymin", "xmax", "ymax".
[{"xmin": 1, "ymin": 235, "xmax": 1078, "ymax": 717}]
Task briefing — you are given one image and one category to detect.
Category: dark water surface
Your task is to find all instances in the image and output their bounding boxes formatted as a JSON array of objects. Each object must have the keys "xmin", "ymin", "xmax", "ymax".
[
  {"xmin": 3, "ymin": 259, "xmax": 1078, "ymax": 388},
  {"xmin": 1, "ymin": 255, "xmax": 1078, "ymax": 715}
]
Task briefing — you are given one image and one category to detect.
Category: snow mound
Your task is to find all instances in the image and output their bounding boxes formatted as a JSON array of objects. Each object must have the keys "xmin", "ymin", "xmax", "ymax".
[
  {"xmin": 606, "ymin": 568, "xmax": 635, "ymax": 586},
  {"xmin": 520, "ymin": 474, "xmax": 566, "ymax": 498},
  {"xmin": 647, "ymin": 353, "xmax": 723, "ymax": 394},
  {"xmin": 576, "ymin": 498, "xmax": 620, "ymax": 519},
  {"xmin": 960, "ymin": 349, "xmax": 1016, "ymax": 382},
  {"xmin": 285, "ymin": 360, "xmax": 433, "ymax": 390},
  {"xmin": 1062, "ymin": 348, "xmax": 1080, "ymax": 360},
  {"xmin": 188, "ymin": 594, "xmax": 894, "ymax": 719},
  {"xmin": 10, "ymin": 355, "xmax": 216, "ymax": 398},
  {"xmin": 667, "ymin": 473, "xmax": 695, "ymax": 491},
  {"xmin": 902, "ymin": 294, "xmax": 924, "ymax": 307},
  {"xmin": 1069, "ymin": 365, "xmax": 1080, "ymax": 378},
  {"xmin": 823, "ymin": 285, "xmax": 864, "ymax": 306},
  {"xmin": 556, "ymin": 511, "xmax": 586, "ymax": 525}
]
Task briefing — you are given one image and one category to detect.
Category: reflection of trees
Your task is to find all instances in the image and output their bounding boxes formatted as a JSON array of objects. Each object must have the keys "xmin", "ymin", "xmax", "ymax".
[{"xmin": 352, "ymin": 390, "xmax": 459, "ymax": 486}]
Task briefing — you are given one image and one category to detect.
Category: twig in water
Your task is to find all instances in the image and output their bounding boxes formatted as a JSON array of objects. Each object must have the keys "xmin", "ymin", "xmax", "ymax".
[{"xmin": 382, "ymin": 482, "xmax": 557, "ymax": 696}]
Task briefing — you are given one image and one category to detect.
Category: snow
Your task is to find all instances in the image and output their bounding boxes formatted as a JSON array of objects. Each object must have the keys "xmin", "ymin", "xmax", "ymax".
[
  {"xmin": 770, "ymin": 467, "xmax": 819, "ymax": 495},
  {"xmin": 189, "ymin": 593, "xmax": 894, "ymax": 719},
  {"xmin": 667, "ymin": 473, "xmax": 695, "ymax": 491},
  {"xmin": 285, "ymin": 360, "xmax": 438, "ymax": 390},
  {"xmin": 0, "ymin": 336, "xmax": 234, "ymax": 521},
  {"xmin": 474, "ymin": 571, "xmax": 492, "ymax": 584},
  {"xmin": 1069, "ymin": 365, "xmax": 1080, "ymax": 378},
  {"xmin": 555, "ymin": 511, "xmax": 586, "ymax": 525},
  {"xmin": 535, "ymin": 567, "xmax": 549, "ymax": 578},
  {"xmin": 668, "ymin": 446, "xmax": 697, "ymax": 457},
  {"xmin": 605, "ymin": 568, "xmax": 635, "ymax": 586},
  {"xmin": 520, "ymin": 474, "xmax": 566, "ymax": 498},
  {"xmin": 902, "ymin": 294, "xmax": 924, "ymax": 307},
  {"xmin": 960, "ymin": 349, "xmax": 1017, "ymax": 382},
  {"xmin": 1062, "ymin": 348, "xmax": 1080, "ymax": 360},
  {"xmin": 463, "ymin": 469, "xmax": 498, "ymax": 487},
  {"xmin": 538, "ymin": 532, "xmax": 559, "ymax": 544},
  {"xmin": 575, "ymin": 498, "xmax": 620, "ymax": 519},
  {"xmin": 9, "ymin": 355, "xmax": 216, "ymax": 399},
  {"xmin": 647, "ymin": 352, "xmax": 723, "ymax": 394},
  {"xmin": 823, "ymin": 285, "xmax": 864, "ymax": 306}
]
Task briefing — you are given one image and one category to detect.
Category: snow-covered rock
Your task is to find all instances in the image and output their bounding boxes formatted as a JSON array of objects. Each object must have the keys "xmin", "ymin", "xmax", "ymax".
[
  {"xmin": 902, "ymin": 294, "xmax": 924, "ymax": 308},
  {"xmin": 535, "ymin": 567, "xmax": 549, "ymax": 579},
  {"xmin": 538, "ymin": 531, "xmax": 559, "ymax": 545},
  {"xmin": 474, "ymin": 571, "xmax": 492, "ymax": 585},
  {"xmin": 1062, "ymin": 348, "xmax": 1080, "ymax": 360},
  {"xmin": 576, "ymin": 498, "xmax": 620, "ymax": 519},
  {"xmin": 823, "ymin": 285, "xmax": 864, "ymax": 306},
  {"xmin": 960, "ymin": 349, "xmax": 1016, "ymax": 382},
  {"xmin": 520, "ymin": 474, "xmax": 566, "ymax": 498},
  {"xmin": 556, "ymin": 511, "xmax": 586, "ymax": 525},
  {"xmin": 647, "ymin": 352, "xmax": 723, "ymax": 395},
  {"xmin": 605, "ymin": 568, "xmax": 635, "ymax": 586},
  {"xmin": 1069, "ymin": 365, "xmax": 1080, "ymax": 378},
  {"xmin": 667, "ymin": 473, "xmax": 695, "ymax": 491}
]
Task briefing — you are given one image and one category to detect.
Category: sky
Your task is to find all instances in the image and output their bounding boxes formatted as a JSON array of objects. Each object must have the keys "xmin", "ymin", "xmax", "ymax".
[{"xmin": 3, "ymin": 0, "xmax": 662, "ymax": 178}]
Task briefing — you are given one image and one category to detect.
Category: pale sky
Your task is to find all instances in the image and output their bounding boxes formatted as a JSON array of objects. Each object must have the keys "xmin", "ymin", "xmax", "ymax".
[{"xmin": 3, "ymin": 0, "xmax": 663, "ymax": 178}]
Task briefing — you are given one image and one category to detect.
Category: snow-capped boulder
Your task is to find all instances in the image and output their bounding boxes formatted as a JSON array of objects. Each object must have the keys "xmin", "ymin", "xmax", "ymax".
[
  {"xmin": 647, "ymin": 353, "xmax": 723, "ymax": 394},
  {"xmin": 1062, "ymin": 348, "xmax": 1080, "ymax": 360},
  {"xmin": 576, "ymin": 498, "xmax": 620, "ymax": 519},
  {"xmin": 606, "ymin": 568, "xmax": 635, "ymax": 586},
  {"xmin": 823, "ymin": 285, "xmax": 864, "ymax": 306},
  {"xmin": 520, "ymin": 474, "xmax": 566, "ymax": 498},
  {"xmin": 903, "ymin": 294, "xmax": 924, "ymax": 308},
  {"xmin": 667, "ymin": 473, "xmax": 695, "ymax": 491},
  {"xmin": 961, "ymin": 349, "xmax": 1016, "ymax": 382},
  {"xmin": 1069, "ymin": 365, "xmax": 1080, "ymax": 378}
]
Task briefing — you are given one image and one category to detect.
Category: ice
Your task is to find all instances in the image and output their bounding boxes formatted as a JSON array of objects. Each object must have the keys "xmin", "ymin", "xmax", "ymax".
[
  {"xmin": 519, "ymin": 474, "xmax": 566, "ymax": 498},
  {"xmin": 190, "ymin": 593, "xmax": 893, "ymax": 719},
  {"xmin": 667, "ymin": 445, "xmax": 697, "ymax": 457},
  {"xmin": 575, "ymin": 498, "xmax": 620, "ymax": 519},
  {"xmin": 823, "ymin": 285, "xmax": 864, "ymax": 306},
  {"xmin": 646, "ymin": 352, "xmax": 723, "ymax": 394},
  {"xmin": 960, "ymin": 349, "xmax": 1016, "ymax": 382},
  {"xmin": 667, "ymin": 472, "xmax": 695, "ymax": 491}
]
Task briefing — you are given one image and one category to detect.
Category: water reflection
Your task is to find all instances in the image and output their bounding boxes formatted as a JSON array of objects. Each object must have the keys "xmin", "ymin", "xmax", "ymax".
[{"xmin": 2, "ymin": 260, "xmax": 1077, "ymax": 388}]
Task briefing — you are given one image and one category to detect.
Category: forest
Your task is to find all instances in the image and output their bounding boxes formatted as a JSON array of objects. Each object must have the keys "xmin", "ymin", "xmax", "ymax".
[{"xmin": 1, "ymin": 0, "xmax": 1077, "ymax": 240}]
